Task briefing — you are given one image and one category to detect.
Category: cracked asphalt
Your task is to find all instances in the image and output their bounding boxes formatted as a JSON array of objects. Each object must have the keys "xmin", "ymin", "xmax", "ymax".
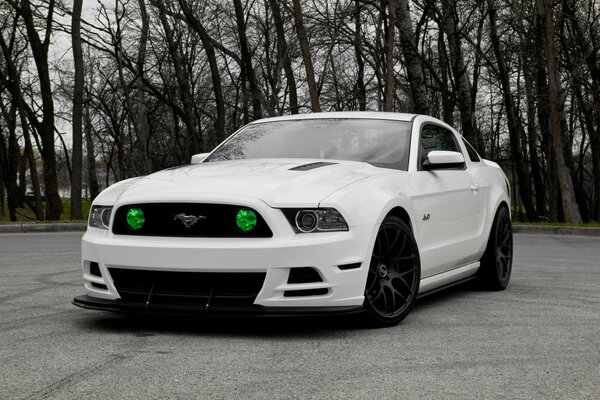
[{"xmin": 1, "ymin": 232, "xmax": 599, "ymax": 399}]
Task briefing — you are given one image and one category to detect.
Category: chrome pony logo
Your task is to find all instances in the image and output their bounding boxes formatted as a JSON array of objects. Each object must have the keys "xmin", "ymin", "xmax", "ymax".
[{"xmin": 173, "ymin": 213, "xmax": 207, "ymax": 228}]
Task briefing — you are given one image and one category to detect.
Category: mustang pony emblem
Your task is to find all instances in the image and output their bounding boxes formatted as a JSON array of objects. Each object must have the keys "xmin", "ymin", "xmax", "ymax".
[{"xmin": 173, "ymin": 213, "xmax": 207, "ymax": 228}]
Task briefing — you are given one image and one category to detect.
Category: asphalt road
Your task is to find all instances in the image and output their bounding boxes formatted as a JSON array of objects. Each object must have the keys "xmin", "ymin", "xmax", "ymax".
[{"xmin": 1, "ymin": 232, "xmax": 599, "ymax": 399}]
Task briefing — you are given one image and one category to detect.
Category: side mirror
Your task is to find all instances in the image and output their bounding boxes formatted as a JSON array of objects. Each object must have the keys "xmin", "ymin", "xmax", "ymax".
[
  {"xmin": 191, "ymin": 153, "xmax": 210, "ymax": 164},
  {"xmin": 422, "ymin": 150, "xmax": 465, "ymax": 170}
]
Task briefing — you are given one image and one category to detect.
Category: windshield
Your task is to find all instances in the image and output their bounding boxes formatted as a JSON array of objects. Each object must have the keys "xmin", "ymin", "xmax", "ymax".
[{"xmin": 205, "ymin": 119, "xmax": 412, "ymax": 170}]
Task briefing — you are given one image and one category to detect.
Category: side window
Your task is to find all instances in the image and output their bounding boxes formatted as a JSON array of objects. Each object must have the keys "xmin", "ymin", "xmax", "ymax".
[
  {"xmin": 462, "ymin": 138, "xmax": 481, "ymax": 162},
  {"xmin": 419, "ymin": 125, "xmax": 460, "ymax": 167}
]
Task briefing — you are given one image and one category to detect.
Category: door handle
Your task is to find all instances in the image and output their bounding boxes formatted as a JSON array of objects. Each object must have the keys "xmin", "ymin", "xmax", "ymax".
[{"xmin": 470, "ymin": 184, "xmax": 480, "ymax": 194}]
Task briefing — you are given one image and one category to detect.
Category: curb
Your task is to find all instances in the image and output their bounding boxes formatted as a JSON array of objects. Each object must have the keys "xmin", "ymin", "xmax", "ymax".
[
  {"xmin": 0, "ymin": 223, "xmax": 86, "ymax": 234},
  {"xmin": 513, "ymin": 224, "xmax": 600, "ymax": 237}
]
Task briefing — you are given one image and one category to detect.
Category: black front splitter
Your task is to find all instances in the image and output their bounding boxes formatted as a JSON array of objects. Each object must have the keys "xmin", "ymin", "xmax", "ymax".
[{"xmin": 72, "ymin": 295, "xmax": 364, "ymax": 318}]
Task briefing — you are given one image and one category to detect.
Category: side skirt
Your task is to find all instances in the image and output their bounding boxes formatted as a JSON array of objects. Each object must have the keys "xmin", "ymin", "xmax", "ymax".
[{"xmin": 417, "ymin": 261, "xmax": 480, "ymax": 299}]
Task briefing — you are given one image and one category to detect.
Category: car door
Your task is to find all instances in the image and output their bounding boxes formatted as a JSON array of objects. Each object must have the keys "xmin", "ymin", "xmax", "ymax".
[{"xmin": 411, "ymin": 123, "xmax": 484, "ymax": 277}]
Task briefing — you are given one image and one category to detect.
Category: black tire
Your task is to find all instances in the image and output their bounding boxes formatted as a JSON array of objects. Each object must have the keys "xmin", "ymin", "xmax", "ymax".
[
  {"xmin": 479, "ymin": 206, "xmax": 513, "ymax": 290},
  {"xmin": 363, "ymin": 216, "xmax": 420, "ymax": 326}
]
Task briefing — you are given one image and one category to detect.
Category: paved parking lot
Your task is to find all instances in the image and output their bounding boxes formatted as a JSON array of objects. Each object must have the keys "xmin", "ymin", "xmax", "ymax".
[{"xmin": 1, "ymin": 232, "xmax": 599, "ymax": 399}]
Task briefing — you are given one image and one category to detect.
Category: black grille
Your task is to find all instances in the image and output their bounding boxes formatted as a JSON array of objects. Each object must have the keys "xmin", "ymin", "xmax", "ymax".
[
  {"xmin": 109, "ymin": 268, "xmax": 265, "ymax": 308},
  {"xmin": 112, "ymin": 203, "xmax": 272, "ymax": 237}
]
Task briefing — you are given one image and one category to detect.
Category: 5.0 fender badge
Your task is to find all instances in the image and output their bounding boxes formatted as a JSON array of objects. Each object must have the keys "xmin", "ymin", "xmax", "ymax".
[{"xmin": 174, "ymin": 213, "xmax": 207, "ymax": 228}]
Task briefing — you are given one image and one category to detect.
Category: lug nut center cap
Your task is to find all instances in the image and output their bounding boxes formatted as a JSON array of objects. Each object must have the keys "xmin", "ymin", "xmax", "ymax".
[{"xmin": 378, "ymin": 264, "xmax": 388, "ymax": 278}]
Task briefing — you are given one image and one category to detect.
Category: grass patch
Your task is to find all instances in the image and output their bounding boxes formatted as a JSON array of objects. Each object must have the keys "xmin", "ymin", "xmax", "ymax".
[{"xmin": 0, "ymin": 198, "xmax": 90, "ymax": 223}]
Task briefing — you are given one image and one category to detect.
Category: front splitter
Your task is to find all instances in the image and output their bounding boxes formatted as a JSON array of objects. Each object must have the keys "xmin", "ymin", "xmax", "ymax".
[{"xmin": 72, "ymin": 295, "xmax": 364, "ymax": 317}]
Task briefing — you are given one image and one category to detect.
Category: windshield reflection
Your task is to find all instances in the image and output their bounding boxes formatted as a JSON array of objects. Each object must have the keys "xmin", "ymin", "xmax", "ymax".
[{"xmin": 206, "ymin": 119, "xmax": 411, "ymax": 170}]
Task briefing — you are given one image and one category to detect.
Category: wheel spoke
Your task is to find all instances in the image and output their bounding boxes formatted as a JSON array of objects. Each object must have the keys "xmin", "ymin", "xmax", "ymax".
[
  {"xmin": 381, "ymin": 285, "xmax": 389, "ymax": 311},
  {"xmin": 391, "ymin": 285, "xmax": 408, "ymax": 304},
  {"xmin": 388, "ymin": 234, "xmax": 406, "ymax": 259},
  {"xmin": 370, "ymin": 284, "xmax": 384, "ymax": 303},
  {"xmin": 387, "ymin": 266, "xmax": 416, "ymax": 279}
]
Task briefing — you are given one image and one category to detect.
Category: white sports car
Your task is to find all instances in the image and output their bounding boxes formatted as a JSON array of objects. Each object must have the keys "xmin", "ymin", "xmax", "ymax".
[{"xmin": 73, "ymin": 112, "xmax": 513, "ymax": 326}]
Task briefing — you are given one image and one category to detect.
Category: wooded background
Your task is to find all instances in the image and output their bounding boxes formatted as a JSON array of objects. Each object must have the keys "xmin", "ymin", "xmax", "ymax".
[{"xmin": 0, "ymin": 0, "xmax": 598, "ymax": 223}]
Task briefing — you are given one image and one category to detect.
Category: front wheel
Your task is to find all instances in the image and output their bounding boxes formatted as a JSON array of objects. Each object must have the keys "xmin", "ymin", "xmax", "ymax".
[
  {"xmin": 479, "ymin": 206, "xmax": 513, "ymax": 290},
  {"xmin": 363, "ymin": 216, "xmax": 420, "ymax": 326}
]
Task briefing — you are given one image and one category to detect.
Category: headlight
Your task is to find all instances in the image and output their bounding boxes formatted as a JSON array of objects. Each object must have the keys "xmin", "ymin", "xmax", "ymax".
[
  {"xmin": 283, "ymin": 208, "xmax": 348, "ymax": 233},
  {"xmin": 89, "ymin": 206, "xmax": 113, "ymax": 230}
]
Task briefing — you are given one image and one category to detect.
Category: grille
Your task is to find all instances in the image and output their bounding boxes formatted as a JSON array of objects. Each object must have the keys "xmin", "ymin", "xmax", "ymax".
[
  {"xmin": 112, "ymin": 203, "xmax": 272, "ymax": 237},
  {"xmin": 108, "ymin": 268, "xmax": 265, "ymax": 308}
]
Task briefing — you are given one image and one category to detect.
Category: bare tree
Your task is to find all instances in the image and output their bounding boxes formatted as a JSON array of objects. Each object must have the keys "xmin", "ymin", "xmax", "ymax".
[
  {"xmin": 12, "ymin": 0, "xmax": 63, "ymax": 220},
  {"xmin": 384, "ymin": 0, "xmax": 396, "ymax": 111},
  {"xmin": 489, "ymin": 3, "xmax": 536, "ymax": 221},
  {"xmin": 395, "ymin": 0, "xmax": 428, "ymax": 114},
  {"xmin": 71, "ymin": 0, "xmax": 84, "ymax": 219},
  {"xmin": 538, "ymin": 0, "xmax": 582, "ymax": 223},
  {"xmin": 292, "ymin": 0, "xmax": 321, "ymax": 112}
]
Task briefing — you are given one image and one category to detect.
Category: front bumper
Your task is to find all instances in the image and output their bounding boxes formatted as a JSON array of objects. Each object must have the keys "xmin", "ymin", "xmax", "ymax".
[{"xmin": 78, "ymin": 217, "xmax": 376, "ymax": 312}]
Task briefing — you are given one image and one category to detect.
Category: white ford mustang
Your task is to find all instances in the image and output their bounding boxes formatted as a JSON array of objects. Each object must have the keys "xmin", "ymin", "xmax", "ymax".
[{"xmin": 73, "ymin": 112, "xmax": 513, "ymax": 326}]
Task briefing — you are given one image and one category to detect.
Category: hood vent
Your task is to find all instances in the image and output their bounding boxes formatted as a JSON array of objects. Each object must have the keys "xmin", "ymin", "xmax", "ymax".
[{"xmin": 289, "ymin": 162, "xmax": 337, "ymax": 171}]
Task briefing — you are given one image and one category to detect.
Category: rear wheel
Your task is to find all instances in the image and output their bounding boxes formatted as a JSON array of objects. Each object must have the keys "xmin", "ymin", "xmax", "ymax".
[
  {"xmin": 479, "ymin": 206, "xmax": 513, "ymax": 290},
  {"xmin": 363, "ymin": 216, "xmax": 420, "ymax": 326}
]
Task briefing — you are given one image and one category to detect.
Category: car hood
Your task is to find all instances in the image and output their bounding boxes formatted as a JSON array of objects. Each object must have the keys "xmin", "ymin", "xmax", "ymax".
[{"xmin": 108, "ymin": 159, "xmax": 392, "ymax": 208}]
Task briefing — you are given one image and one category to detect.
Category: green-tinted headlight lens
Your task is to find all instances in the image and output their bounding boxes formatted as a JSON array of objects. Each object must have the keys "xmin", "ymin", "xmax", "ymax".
[
  {"xmin": 236, "ymin": 209, "xmax": 257, "ymax": 232},
  {"xmin": 126, "ymin": 207, "xmax": 145, "ymax": 230}
]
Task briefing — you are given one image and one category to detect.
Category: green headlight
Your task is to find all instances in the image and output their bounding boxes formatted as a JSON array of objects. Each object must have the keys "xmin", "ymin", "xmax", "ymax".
[
  {"xmin": 236, "ymin": 209, "xmax": 257, "ymax": 232},
  {"xmin": 126, "ymin": 207, "xmax": 145, "ymax": 230}
]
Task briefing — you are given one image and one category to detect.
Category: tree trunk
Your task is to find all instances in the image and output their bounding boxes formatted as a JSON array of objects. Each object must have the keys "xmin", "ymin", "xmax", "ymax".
[
  {"xmin": 268, "ymin": 0, "xmax": 299, "ymax": 114},
  {"xmin": 562, "ymin": 0, "xmax": 600, "ymax": 220},
  {"xmin": 178, "ymin": 0, "xmax": 226, "ymax": 141},
  {"xmin": 523, "ymin": 61, "xmax": 546, "ymax": 218},
  {"xmin": 0, "ymin": 33, "xmax": 44, "ymax": 219},
  {"xmin": 84, "ymin": 95, "xmax": 99, "ymax": 201},
  {"xmin": 489, "ymin": 6, "xmax": 536, "ymax": 221},
  {"xmin": 233, "ymin": 0, "xmax": 263, "ymax": 120},
  {"xmin": 135, "ymin": 0, "xmax": 152, "ymax": 174},
  {"xmin": 353, "ymin": 0, "xmax": 367, "ymax": 111},
  {"xmin": 20, "ymin": 109, "xmax": 44, "ymax": 220},
  {"xmin": 441, "ymin": 0, "xmax": 479, "ymax": 147},
  {"xmin": 154, "ymin": 0, "xmax": 199, "ymax": 151},
  {"xmin": 0, "ymin": 176, "xmax": 4, "ymax": 219},
  {"xmin": 534, "ymin": 11, "xmax": 558, "ymax": 221},
  {"xmin": 71, "ymin": 0, "xmax": 84, "ymax": 219},
  {"xmin": 437, "ymin": 28, "xmax": 454, "ymax": 125},
  {"xmin": 395, "ymin": 0, "xmax": 428, "ymax": 114},
  {"xmin": 19, "ymin": 0, "xmax": 62, "ymax": 220},
  {"xmin": 292, "ymin": 0, "xmax": 320, "ymax": 112},
  {"xmin": 384, "ymin": 0, "xmax": 396, "ymax": 111},
  {"xmin": 538, "ymin": 0, "xmax": 582, "ymax": 223}
]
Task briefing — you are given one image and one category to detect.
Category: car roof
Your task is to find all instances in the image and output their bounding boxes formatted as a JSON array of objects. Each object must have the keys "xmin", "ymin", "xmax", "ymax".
[{"xmin": 249, "ymin": 111, "xmax": 418, "ymax": 124}]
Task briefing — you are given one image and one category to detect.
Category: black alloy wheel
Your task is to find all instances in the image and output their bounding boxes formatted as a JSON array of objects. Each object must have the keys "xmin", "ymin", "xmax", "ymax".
[
  {"xmin": 480, "ymin": 206, "xmax": 513, "ymax": 290},
  {"xmin": 364, "ymin": 216, "xmax": 420, "ymax": 326}
]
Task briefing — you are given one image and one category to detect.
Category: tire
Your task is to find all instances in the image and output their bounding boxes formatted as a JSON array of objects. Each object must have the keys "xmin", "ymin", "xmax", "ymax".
[
  {"xmin": 479, "ymin": 206, "xmax": 513, "ymax": 290},
  {"xmin": 363, "ymin": 216, "xmax": 420, "ymax": 326}
]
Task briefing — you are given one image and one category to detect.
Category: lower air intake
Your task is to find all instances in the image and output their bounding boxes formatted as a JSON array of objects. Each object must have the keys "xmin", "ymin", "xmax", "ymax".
[{"xmin": 108, "ymin": 269, "xmax": 265, "ymax": 308}]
